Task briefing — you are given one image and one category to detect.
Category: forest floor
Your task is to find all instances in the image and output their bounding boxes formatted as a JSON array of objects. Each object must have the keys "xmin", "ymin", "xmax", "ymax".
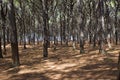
[{"xmin": 0, "ymin": 43, "xmax": 120, "ymax": 80}]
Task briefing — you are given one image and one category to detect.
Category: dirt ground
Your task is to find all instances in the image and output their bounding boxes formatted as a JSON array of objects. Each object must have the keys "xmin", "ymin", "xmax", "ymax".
[{"xmin": 0, "ymin": 43, "xmax": 120, "ymax": 80}]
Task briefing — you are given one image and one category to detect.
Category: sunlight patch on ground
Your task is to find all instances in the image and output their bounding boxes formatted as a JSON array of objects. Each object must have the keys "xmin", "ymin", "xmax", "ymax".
[
  {"xmin": 18, "ymin": 65, "xmax": 43, "ymax": 74},
  {"xmin": 46, "ymin": 73, "xmax": 62, "ymax": 80},
  {"xmin": 18, "ymin": 69, "xmax": 41, "ymax": 74},
  {"xmin": 55, "ymin": 63, "xmax": 77, "ymax": 70},
  {"xmin": 44, "ymin": 62, "xmax": 77, "ymax": 71},
  {"xmin": 74, "ymin": 55, "xmax": 82, "ymax": 58},
  {"xmin": 0, "ymin": 74, "xmax": 11, "ymax": 80},
  {"xmin": 79, "ymin": 60, "xmax": 86, "ymax": 64},
  {"xmin": 89, "ymin": 50, "xmax": 99, "ymax": 54},
  {"xmin": 107, "ymin": 50, "xmax": 120, "ymax": 54}
]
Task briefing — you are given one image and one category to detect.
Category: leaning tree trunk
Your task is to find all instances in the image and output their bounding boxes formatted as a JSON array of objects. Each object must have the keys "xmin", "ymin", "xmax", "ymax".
[{"xmin": 8, "ymin": 0, "xmax": 20, "ymax": 66}]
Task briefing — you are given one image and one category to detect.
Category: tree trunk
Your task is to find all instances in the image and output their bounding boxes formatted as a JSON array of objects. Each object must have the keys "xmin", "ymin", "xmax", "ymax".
[
  {"xmin": 28, "ymin": 35, "xmax": 31, "ymax": 45},
  {"xmin": 8, "ymin": 0, "xmax": 20, "ymax": 66},
  {"xmin": 72, "ymin": 28, "xmax": 76, "ymax": 50},
  {"xmin": 98, "ymin": 32, "xmax": 105, "ymax": 54},
  {"xmin": 41, "ymin": 0, "xmax": 49, "ymax": 57},
  {"xmin": 93, "ymin": 34, "xmax": 96, "ymax": 47},
  {"xmin": 60, "ymin": 13, "xmax": 63, "ymax": 45},
  {"xmin": 1, "ymin": 3, "xmax": 7, "ymax": 55},
  {"xmin": 2, "ymin": 26, "xmax": 6, "ymax": 55},
  {"xmin": 117, "ymin": 52, "xmax": 120, "ymax": 80},
  {"xmin": 107, "ymin": 34, "xmax": 112, "ymax": 49},
  {"xmin": 89, "ymin": 34, "xmax": 92, "ymax": 44},
  {"xmin": 80, "ymin": 30, "xmax": 85, "ymax": 54},
  {"xmin": 0, "ymin": 37, "xmax": 3, "ymax": 58},
  {"xmin": 23, "ymin": 21, "xmax": 27, "ymax": 49},
  {"xmin": 115, "ymin": 30, "xmax": 118, "ymax": 45},
  {"xmin": 115, "ymin": 0, "xmax": 119, "ymax": 45},
  {"xmin": 19, "ymin": 0, "xmax": 27, "ymax": 49},
  {"xmin": 6, "ymin": 28, "xmax": 10, "ymax": 44}
]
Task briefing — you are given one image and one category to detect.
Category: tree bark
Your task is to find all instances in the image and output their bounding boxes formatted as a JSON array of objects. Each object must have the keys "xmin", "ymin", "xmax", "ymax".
[
  {"xmin": 0, "ymin": 37, "xmax": 3, "ymax": 58},
  {"xmin": 80, "ymin": 31, "xmax": 85, "ymax": 54},
  {"xmin": 6, "ymin": 28, "xmax": 10, "ymax": 44},
  {"xmin": 1, "ymin": 3, "xmax": 7, "ymax": 55},
  {"xmin": 8, "ymin": 0, "xmax": 20, "ymax": 66},
  {"xmin": 115, "ymin": 0, "xmax": 119, "ymax": 45},
  {"xmin": 117, "ymin": 53, "xmax": 120, "ymax": 80},
  {"xmin": 41, "ymin": 0, "xmax": 49, "ymax": 57},
  {"xmin": 60, "ymin": 13, "xmax": 63, "ymax": 45}
]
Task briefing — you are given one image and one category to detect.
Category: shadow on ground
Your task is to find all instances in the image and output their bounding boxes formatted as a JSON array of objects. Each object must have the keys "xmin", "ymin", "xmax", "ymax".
[{"xmin": 0, "ymin": 44, "xmax": 120, "ymax": 80}]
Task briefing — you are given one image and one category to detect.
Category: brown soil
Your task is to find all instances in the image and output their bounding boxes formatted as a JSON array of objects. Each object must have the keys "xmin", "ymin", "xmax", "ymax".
[{"xmin": 0, "ymin": 43, "xmax": 120, "ymax": 80}]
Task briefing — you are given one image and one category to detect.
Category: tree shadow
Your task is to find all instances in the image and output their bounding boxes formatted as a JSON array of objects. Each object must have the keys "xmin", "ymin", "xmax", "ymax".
[
  {"xmin": 60, "ymin": 69, "xmax": 118, "ymax": 80},
  {"xmin": 21, "ymin": 57, "xmax": 41, "ymax": 66},
  {"xmin": 8, "ymin": 72, "xmax": 50, "ymax": 80},
  {"xmin": 79, "ymin": 60, "xmax": 118, "ymax": 80}
]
